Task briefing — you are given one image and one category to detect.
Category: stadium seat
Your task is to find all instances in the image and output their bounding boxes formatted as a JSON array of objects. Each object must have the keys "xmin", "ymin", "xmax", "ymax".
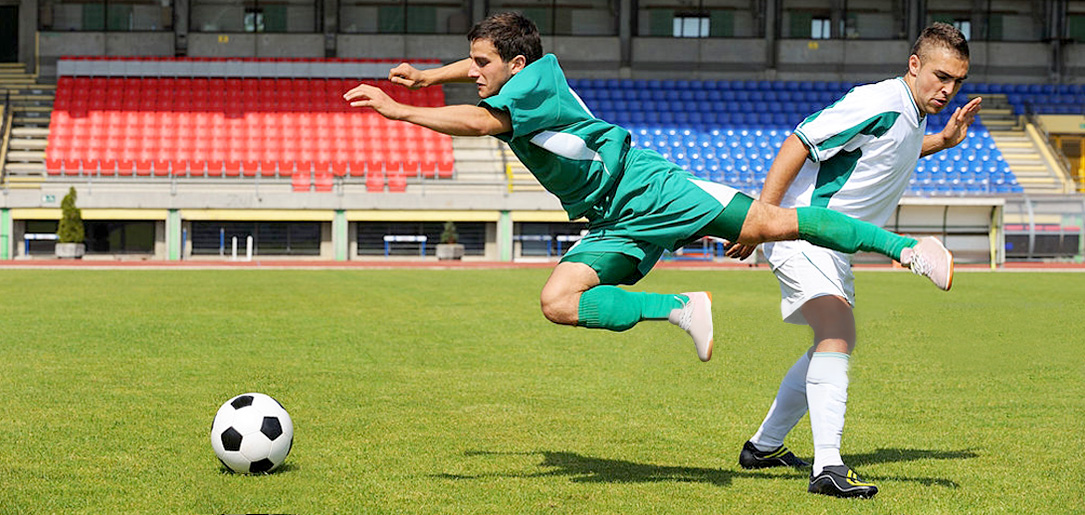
[{"xmin": 292, "ymin": 170, "xmax": 311, "ymax": 192}]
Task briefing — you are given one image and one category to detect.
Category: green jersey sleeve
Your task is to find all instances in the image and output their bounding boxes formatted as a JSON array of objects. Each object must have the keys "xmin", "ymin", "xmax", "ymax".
[{"xmin": 480, "ymin": 54, "xmax": 586, "ymax": 139}]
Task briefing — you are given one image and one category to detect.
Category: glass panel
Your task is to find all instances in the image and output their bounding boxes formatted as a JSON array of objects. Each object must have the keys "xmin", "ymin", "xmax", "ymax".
[
  {"xmin": 341, "ymin": 0, "xmax": 470, "ymax": 34},
  {"xmin": 488, "ymin": 0, "xmax": 618, "ymax": 36},
  {"xmin": 928, "ymin": 0, "xmax": 1041, "ymax": 42},
  {"xmin": 190, "ymin": 222, "xmax": 322, "ymax": 256},
  {"xmin": 1069, "ymin": 15, "xmax": 1085, "ymax": 43},
  {"xmin": 356, "ymin": 222, "xmax": 485, "ymax": 256},
  {"xmin": 639, "ymin": 0, "xmax": 762, "ymax": 38},
  {"xmin": 191, "ymin": 0, "xmax": 315, "ymax": 33},
  {"xmin": 40, "ymin": 0, "xmax": 172, "ymax": 31},
  {"xmin": 84, "ymin": 221, "xmax": 155, "ymax": 254}
]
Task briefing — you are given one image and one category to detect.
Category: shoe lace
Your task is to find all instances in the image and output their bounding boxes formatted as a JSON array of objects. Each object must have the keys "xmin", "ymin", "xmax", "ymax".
[
  {"xmin": 909, "ymin": 254, "xmax": 932, "ymax": 277},
  {"xmin": 677, "ymin": 299, "xmax": 693, "ymax": 330}
]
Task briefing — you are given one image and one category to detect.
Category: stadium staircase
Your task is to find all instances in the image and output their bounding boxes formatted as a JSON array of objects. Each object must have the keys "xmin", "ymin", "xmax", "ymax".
[
  {"xmin": 0, "ymin": 63, "xmax": 54, "ymax": 190},
  {"xmin": 977, "ymin": 93, "xmax": 1071, "ymax": 194}
]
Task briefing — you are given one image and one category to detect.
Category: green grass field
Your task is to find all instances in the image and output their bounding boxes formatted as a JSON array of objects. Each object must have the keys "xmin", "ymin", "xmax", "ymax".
[{"xmin": 0, "ymin": 268, "xmax": 1082, "ymax": 514}]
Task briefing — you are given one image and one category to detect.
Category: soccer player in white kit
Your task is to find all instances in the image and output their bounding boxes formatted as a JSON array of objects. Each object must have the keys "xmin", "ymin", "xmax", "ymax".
[{"xmin": 725, "ymin": 23, "xmax": 982, "ymax": 498}]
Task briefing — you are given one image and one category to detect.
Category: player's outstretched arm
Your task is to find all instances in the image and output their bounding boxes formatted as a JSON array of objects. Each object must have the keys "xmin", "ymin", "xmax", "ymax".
[
  {"xmin": 388, "ymin": 58, "xmax": 473, "ymax": 89},
  {"xmin": 922, "ymin": 96, "xmax": 982, "ymax": 156},
  {"xmin": 723, "ymin": 134, "xmax": 808, "ymax": 260},
  {"xmin": 344, "ymin": 83, "xmax": 511, "ymax": 137}
]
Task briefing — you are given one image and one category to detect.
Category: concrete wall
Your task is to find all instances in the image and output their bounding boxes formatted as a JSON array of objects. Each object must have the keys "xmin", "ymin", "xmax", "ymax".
[
  {"xmin": 775, "ymin": 40, "xmax": 909, "ymax": 82},
  {"xmin": 187, "ymin": 33, "xmax": 326, "ymax": 58},
  {"xmin": 28, "ymin": 30, "xmax": 1070, "ymax": 85},
  {"xmin": 37, "ymin": 31, "xmax": 175, "ymax": 77},
  {"xmin": 968, "ymin": 42, "xmax": 1052, "ymax": 84},
  {"xmin": 630, "ymin": 38, "xmax": 769, "ymax": 79}
]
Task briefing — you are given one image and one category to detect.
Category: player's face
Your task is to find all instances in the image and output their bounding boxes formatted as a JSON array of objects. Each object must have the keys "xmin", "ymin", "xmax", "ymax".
[
  {"xmin": 467, "ymin": 39, "xmax": 525, "ymax": 98},
  {"xmin": 908, "ymin": 47, "xmax": 969, "ymax": 115}
]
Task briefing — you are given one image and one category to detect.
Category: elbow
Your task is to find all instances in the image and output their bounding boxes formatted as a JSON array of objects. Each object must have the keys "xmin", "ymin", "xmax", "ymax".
[{"xmin": 463, "ymin": 117, "xmax": 501, "ymax": 137}]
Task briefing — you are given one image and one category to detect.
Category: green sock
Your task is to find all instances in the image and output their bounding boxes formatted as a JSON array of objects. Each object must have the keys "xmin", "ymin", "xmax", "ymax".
[
  {"xmin": 577, "ymin": 286, "xmax": 686, "ymax": 332},
  {"xmin": 796, "ymin": 207, "xmax": 917, "ymax": 262}
]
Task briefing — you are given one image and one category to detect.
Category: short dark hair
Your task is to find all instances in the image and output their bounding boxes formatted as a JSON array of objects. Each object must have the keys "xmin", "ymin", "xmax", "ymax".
[
  {"xmin": 911, "ymin": 22, "xmax": 969, "ymax": 61},
  {"xmin": 467, "ymin": 12, "xmax": 543, "ymax": 65}
]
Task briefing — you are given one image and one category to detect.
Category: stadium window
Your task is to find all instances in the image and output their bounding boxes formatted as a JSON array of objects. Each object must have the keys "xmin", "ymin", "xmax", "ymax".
[
  {"xmin": 953, "ymin": 20, "xmax": 971, "ymax": 40},
  {"xmin": 243, "ymin": 8, "xmax": 264, "ymax": 32},
  {"xmin": 23, "ymin": 220, "xmax": 58, "ymax": 256},
  {"xmin": 1070, "ymin": 15, "xmax": 1085, "ymax": 43},
  {"xmin": 810, "ymin": 17, "xmax": 830, "ymax": 39},
  {"xmin": 487, "ymin": 0, "xmax": 618, "ymax": 36},
  {"xmin": 39, "ymin": 0, "xmax": 174, "ymax": 31},
  {"xmin": 84, "ymin": 221, "xmax": 155, "ymax": 254},
  {"xmin": 673, "ymin": 15, "xmax": 709, "ymax": 38},
  {"xmin": 355, "ymin": 222, "xmax": 485, "ymax": 257},
  {"xmin": 190, "ymin": 222, "xmax": 321, "ymax": 256},
  {"xmin": 191, "ymin": 0, "xmax": 315, "ymax": 33},
  {"xmin": 340, "ymin": 0, "xmax": 469, "ymax": 35},
  {"xmin": 637, "ymin": 0, "xmax": 758, "ymax": 38}
]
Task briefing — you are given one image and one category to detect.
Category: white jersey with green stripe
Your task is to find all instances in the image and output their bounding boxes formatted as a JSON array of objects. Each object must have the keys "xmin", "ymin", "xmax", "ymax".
[
  {"xmin": 764, "ymin": 77, "xmax": 926, "ymax": 267},
  {"xmin": 479, "ymin": 54, "xmax": 630, "ymax": 221}
]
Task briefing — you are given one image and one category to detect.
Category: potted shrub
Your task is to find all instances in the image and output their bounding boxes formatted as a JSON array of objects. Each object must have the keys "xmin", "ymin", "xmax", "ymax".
[
  {"xmin": 55, "ymin": 187, "xmax": 85, "ymax": 259},
  {"xmin": 435, "ymin": 221, "xmax": 464, "ymax": 260}
]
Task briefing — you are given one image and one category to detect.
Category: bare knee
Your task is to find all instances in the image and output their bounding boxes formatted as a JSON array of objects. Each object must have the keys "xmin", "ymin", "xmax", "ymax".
[
  {"xmin": 540, "ymin": 287, "xmax": 579, "ymax": 325},
  {"xmin": 539, "ymin": 262, "xmax": 600, "ymax": 326},
  {"xmin": 802, "ymin": 296, "xmax": 856, "ymax": 354}
]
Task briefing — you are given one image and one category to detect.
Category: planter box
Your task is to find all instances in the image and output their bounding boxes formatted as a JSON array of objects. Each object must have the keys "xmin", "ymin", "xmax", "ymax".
[
  {"xmin": 55, "ymin": 243, "xmax": 85, "ymax": 259},
  {"xmin": 436, "ymin": 243, "xmax": 464, "ymax": 260}
]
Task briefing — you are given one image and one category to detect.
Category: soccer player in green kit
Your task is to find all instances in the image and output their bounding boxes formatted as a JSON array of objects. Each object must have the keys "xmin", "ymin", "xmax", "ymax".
[{"xmin": 343, "ymin": 12, "xmax": 953, "ymax": 363}]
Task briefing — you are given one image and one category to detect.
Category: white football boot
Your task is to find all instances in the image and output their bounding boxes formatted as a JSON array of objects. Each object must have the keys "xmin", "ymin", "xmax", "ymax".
[
  {"xmin": 900, "ymin": 236, "xmax": 954, "ymax": 291},
  {"xmin": 668, "ymin": 291, "xmax": 714, "ymax": 362}
]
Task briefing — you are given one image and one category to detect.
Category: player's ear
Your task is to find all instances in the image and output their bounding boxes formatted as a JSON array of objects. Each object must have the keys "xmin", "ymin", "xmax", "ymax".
[
  {"xmin": 509, "ymin": 55, "xmax": 527, "ymax": 75},
  {"xmin": 907, "ymin": 54, "xmax": 922, "ymax": 77}
]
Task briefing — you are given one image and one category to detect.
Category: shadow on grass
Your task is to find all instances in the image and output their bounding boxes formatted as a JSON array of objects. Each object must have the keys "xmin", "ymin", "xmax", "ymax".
[
  {"xmin": 846, "ymin": 447, "xmax": 979, "ymax": 468},
  {"xmin": 217, "ymin": 462, "xmax": 299, "ymax": 475},
  {"xmin": 435, "ymin": 450, "xmax": 803, "ymax": 487},
  {"xmin": 435, "ymin": 448, "xmax": 975, "ymax": 488}
]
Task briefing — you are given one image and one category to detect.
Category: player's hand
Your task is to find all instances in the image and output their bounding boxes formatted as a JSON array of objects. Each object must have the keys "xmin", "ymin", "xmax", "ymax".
[
  {"xmin": 343, "ymin": 83, "xmax": 406, "ymax": 120},
  {"xmin": 940, "ymin": 96, "xmax": 982, "ymax": 149},
  {"xmin": 721, "ymin": 240, "xmax": 757, "ymax": 261},
  {"xmin": 389, "ymin": 63, "xmax": 427, "ymax": 89}
]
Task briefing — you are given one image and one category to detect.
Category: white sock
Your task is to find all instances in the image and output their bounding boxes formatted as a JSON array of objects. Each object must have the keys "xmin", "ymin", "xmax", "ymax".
[
  {"xmin": 750, "ymin": 351, "xmax": 810, "ymax": 451},
  {"xmin": 807, "ymin": 352, "xmax": 849, "ymax": 476}
]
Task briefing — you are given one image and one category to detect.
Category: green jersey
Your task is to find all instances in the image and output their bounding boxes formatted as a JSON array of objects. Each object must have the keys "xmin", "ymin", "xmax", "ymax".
[{"xmin": 480, "ymin": 54, "xmax": 629, "ymax": 220}]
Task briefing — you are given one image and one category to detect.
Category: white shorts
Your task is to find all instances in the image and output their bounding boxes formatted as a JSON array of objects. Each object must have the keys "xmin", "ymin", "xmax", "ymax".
[{"xmin": 772, "ymin": 247, "xmax": 855, "ymax": 325}]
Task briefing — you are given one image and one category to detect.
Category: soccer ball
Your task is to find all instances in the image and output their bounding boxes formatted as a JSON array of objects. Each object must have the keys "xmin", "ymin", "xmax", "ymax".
[{"xmin": 210, "ymin": 393, "xmax": 294, "ymax": 474}]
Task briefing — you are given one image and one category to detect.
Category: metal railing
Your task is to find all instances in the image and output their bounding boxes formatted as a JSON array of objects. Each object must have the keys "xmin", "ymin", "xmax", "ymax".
[{"xmin": 0, "ymin": 91, "xmax": 13, "ymax": 184}]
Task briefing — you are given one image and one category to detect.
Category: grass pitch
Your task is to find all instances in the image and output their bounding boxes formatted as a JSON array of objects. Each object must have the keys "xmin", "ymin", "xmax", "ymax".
[{"xmin": 0, "ymin": 268, "xmax": 1081, "ymax": 514}]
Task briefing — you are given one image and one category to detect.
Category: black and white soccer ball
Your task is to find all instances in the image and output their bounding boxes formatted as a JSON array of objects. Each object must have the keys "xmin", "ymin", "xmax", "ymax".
[{"xmin": 210, "ymin": 393, "xmax": 294, "ymax": 474}]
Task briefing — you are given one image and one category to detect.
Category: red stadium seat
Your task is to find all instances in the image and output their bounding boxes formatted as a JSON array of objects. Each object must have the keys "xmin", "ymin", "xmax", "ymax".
[
  {"xmin": 366, "ymin": 169, "xmax": 385, "ymax": 192},
  {"xmin": 314, "ymin": 169, "xmax": 333, "ymax": 192},
  {"xmin": 387, "ymin": 170, "xmax": 407, "ymax": 192},
  {"xmin": 292, "ymin": 170, "xmax": 311, "ymax": 192}
]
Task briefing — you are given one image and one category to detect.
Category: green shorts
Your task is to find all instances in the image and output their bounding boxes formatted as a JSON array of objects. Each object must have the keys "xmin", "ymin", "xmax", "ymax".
[{"xmin": 560, "ymin": 148, "xmax": 753, "ymax": 285}]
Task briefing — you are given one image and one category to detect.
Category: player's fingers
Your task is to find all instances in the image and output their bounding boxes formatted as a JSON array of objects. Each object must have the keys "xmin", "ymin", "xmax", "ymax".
[
  {"xmin": 343, "ymin": 85, "xmax": 374, "ymax": 101},
  {"xmin": 388, "ymin": 76, "xmax": 412, "ymax": 88}
]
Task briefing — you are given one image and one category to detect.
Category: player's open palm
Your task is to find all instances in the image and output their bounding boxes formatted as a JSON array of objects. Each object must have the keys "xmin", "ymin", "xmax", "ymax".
[
  {"xmin": 940, "ymin": 96, "xmax": 982, "ymax": 148},
  {"xmin": 343, "ymin": 84, "xmax": 405, "ymax": 120},
  {"xmin": 722, "ymin": 241, "xmax": 758, "ymax": 261}
]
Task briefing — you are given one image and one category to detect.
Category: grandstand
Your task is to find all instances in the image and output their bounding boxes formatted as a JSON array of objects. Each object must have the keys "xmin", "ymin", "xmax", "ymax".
[{"xmin": 0, "ymin": 1, "xmax": 1083, "ymax": 263}]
